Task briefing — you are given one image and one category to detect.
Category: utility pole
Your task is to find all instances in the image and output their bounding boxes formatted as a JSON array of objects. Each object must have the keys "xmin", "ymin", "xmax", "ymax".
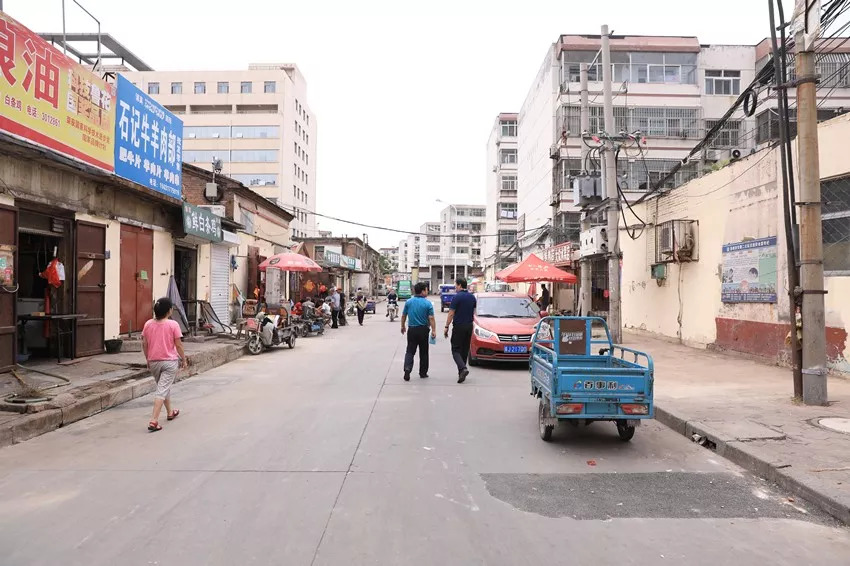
[
  {"xmin": 796, "ymin": 36, "xmax": 828, "ymax": 405},
  {"xmin": 601, "ymin": 24, "xmax": 622, "ymax": 343},
  {"xmin": 579, "ymin": 63, "xmax": 593, "ymax": 318}
]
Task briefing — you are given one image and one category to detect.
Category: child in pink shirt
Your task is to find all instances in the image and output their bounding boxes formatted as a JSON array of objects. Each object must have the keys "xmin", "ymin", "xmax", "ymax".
[{"xmin": 142, "ymin": 297, "xmax": 187, "ymax": 432}]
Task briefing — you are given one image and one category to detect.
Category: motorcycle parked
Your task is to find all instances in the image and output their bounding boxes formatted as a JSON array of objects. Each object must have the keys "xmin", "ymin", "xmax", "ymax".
[
  {"xmin": 296, "ymin": 311, "xmax": 326, "ymax": 337},
  {"xmin": 246, "ymin": 310, "xmax": 297, "ymax": 355}
]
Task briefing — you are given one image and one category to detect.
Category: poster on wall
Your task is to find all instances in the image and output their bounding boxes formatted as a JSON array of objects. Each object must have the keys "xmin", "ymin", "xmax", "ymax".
[
  {"xmin": 0, "ymin": 13, "xmax": 116, "ymax": 170},
  {"xmin": 721, "ymin": 236, "xmax": 778, "ymax": 303}
]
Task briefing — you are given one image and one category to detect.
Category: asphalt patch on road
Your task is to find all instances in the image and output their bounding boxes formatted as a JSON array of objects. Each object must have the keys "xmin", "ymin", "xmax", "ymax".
[{"xmin": 481, "ymin": 472, "xmax": 823, "ymax": 521}]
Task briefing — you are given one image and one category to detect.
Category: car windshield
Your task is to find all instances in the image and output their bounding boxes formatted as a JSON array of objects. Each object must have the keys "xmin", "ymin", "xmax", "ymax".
[{"xmin": 477, "ymin": 297, "xmax": 539, "ymax": 318}]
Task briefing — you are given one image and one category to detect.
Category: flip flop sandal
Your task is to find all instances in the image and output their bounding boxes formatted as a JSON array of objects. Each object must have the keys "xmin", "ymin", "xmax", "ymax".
[
  {"xmin": 167, "ymin": 409, "xmax": 180, "ymax": 421},
  {"xmin": 148, "ymin": 421, "xmax": 162, "ymax": 432}
]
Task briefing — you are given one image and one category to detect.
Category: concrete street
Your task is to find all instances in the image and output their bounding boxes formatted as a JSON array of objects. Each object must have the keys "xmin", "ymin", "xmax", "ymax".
[{"xmin": 0, "ymin": 302, "xmax": 848, "ymax": 566}]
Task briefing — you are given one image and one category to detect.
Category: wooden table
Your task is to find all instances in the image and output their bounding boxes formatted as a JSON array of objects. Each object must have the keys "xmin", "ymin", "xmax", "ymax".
[{"xmin": 18, "ymin": 314, "xmax": 88, "ymax": 363}]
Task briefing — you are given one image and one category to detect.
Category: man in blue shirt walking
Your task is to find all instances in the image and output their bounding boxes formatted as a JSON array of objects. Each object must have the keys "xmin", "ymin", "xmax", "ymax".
[
  {"xmin": 444, "ymin": 278, "xmax": 476, "ymax": 383},
  {"xmin": 400, "ymin": 282, "xmax": 437, "ymax": 381}
]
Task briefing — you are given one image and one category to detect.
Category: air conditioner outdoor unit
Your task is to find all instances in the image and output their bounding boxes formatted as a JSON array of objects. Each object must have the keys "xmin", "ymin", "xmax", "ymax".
[
  {"xmin": 657, "ymin": 219, "xmax": 698, "ymax": 263},
  {"xmin": 200, "ymin": 204, "xmax": 226, "ymax": 217},
  {"xmin": 579, "ymin": 226, "xmax": 608, "ymax": 258}
]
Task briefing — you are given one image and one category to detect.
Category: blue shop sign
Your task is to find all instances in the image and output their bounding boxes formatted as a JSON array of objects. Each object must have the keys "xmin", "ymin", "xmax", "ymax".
[{"xmin": 114, "ymin": 75, "xmax": 183, "ymax": 199}]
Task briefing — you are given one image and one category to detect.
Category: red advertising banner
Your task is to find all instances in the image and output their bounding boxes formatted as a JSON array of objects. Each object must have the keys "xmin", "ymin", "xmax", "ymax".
[{"xmin": 0, "ymin": 12, "xmax": 115, "ymax": 170}]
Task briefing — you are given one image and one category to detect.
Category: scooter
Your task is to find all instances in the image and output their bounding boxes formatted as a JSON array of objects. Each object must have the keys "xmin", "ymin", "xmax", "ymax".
[
  {"xmin": 296, "ymin": 312, "xmax": 325, "ymax": 337},
  {"xmin": 246, "ymin": 311, "xmax": 297, "ymax": 354},
  {"xmin": 387, "ymin": 302, "xmax": 399, "ymax": 322}
]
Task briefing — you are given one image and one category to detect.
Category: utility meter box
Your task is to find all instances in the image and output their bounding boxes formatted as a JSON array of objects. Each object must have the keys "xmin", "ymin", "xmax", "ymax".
[
  {"xmin": 572, "ymin": 173, "xmax": 602, "ymax": 207},
  {"xmin": 579, "ymin": 226, "xmax": 608, "ymax": 258}
]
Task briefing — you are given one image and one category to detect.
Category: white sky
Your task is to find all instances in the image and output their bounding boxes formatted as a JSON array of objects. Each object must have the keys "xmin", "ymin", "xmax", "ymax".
[{"xmin": 6, "ymin": 0, "xmax": 793, "ymax": 248}]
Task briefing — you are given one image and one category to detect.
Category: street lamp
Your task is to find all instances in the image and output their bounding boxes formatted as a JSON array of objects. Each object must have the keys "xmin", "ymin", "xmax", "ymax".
[{"xmin": 436, "ymin": 199, "xmax": 459, "ymax": 285}]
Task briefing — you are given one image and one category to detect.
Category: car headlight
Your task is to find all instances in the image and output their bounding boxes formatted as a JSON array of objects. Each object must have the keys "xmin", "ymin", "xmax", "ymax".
[{"xmin": 474, "ymin": 324, "xmax": 496, "ymax": 339}]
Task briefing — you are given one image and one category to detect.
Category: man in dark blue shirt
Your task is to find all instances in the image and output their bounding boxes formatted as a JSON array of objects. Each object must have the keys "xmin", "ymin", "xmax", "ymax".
[{"xmin": 444, "ymin": 278, "xmax": 477, "ymax": 383}]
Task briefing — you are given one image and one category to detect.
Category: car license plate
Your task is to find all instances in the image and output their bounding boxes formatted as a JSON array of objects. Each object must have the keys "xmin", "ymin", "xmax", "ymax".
[{"xmin": 504, "ymin": 345, "xmax": 528, "ymax": 354}]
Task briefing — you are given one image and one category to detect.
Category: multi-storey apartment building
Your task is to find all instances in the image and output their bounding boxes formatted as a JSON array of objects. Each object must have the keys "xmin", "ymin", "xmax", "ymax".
[
  {"xmin": 123, "ymin": 64, "xmax": 317, "ymax": 239},
  {"xmin": 517, "ymin": 33, "xmax": 850, "ymax": 252},
  {"xmin": 483, "ymin": 114, "xmax": 519, "ymax": 279},
  {"xmin": 438, "ymin": 204, "xmax": 486, "ymax": 283},
  {"xmin": 379, "ymin": 247, "xmax": 399, "ymax": 271}
]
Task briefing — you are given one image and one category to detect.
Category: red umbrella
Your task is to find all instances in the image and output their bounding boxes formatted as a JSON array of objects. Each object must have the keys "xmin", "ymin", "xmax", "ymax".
[
  {"xmin": 495, "ymin": 254, "xmax": 577, "ymax": 284},
  {"xmin": 258, "ymin": 252, "xmax": 322, "ymax": 272}
]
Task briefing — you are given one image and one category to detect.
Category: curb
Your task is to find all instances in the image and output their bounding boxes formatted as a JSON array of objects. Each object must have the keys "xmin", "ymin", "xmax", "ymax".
[
  {"xmin": 655, "ymin": 405, "xmax": 850, "ymax": 525},
  {"xmin": 0, "ymin": 343, "xmax": 246, "ymax": 449}
]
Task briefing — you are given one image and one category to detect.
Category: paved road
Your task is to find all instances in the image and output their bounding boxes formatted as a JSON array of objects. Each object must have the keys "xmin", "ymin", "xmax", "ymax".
[{"xmin": 0, "ymin": 301, "xmax": 848, "ymax": 565}]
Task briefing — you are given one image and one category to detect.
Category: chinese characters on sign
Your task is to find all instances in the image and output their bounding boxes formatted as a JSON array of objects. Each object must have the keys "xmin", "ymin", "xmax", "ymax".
[
  {"xmin": 0, "ymin": 13, "xmax": 115, "ymax": 170},
  {"xmin": 541, "ymin": 242, "xmax": 572, "ymax": 266},
  {"xmin": 721, "ymin": 237, "xmax": 778, "ymax": 303},
  {"xmin": 114, "ymin": 75, "xmax": 183, "ymax": 199},
  {"xmin": 182, "ymin": 203, "xmax": 222, "ymax": 242},
  {"xmin": 322, "ymin": 249, "xmax": 341, "ymax": 267}
]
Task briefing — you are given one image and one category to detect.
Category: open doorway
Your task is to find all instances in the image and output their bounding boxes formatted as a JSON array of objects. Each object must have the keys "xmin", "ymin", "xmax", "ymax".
[
  {"xmin": 174, "ymin": 245, "xmax": 198, "ymax": 330},
  {"xmin": 16, "ymin": 208, "xmax": 73, "ymax": 361}
]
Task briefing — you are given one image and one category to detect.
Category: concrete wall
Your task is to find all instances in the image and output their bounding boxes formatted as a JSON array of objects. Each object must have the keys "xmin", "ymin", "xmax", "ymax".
[
  {"xmin": 518, "ymin": 45, "xmax": 558, "ymax": 242},
  {"xmin": 621, "ymin": 113, "xmax": 850, "ymax": 370}
]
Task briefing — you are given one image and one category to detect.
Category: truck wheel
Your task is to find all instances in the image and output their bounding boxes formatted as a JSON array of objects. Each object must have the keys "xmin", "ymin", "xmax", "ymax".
[
  {"xmin": 247, "ymin": 335, "xmax": 263, "ymax": 355},
  {"xmin": 616, "ymin": 420, "xmax": 635, "ymax": 441},
  {"xmin": 539, "ymin": 400, "xmax": 554, "ymax": 441}
]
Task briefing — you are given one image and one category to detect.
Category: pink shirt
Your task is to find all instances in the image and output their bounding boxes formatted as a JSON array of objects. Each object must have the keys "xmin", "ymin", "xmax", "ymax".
[{"xmin": 142, "ymin": 319, "xmax": 182, "ymax": 361}]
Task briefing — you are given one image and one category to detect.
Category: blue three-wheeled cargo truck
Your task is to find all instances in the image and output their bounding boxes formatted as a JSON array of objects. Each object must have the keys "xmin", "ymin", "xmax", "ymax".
[{"xmin": 529, "ymin": 317, "xmax": 654, "ymax": 442}]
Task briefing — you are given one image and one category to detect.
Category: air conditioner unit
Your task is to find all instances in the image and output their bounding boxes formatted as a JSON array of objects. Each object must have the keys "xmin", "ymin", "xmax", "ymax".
[
  {"xmin": 579, "ymin": 226, "xmax": 608, "ymax": 258},
  {"xmin": 200, "ymin": 204, "xmax": 226, "ymax": 217},
  {"xmin": 656, "ymin": 219, "xmax": 698, "ymax": 263}
]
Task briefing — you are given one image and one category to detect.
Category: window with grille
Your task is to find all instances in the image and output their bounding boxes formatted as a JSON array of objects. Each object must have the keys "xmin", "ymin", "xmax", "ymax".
[
  {"xmin": 706, "ymin": 119, "xmax": 742, "ymax": 148},
  {"xmin": 822, "ymin": 176, "xmax": 850, "ymax": 273}
]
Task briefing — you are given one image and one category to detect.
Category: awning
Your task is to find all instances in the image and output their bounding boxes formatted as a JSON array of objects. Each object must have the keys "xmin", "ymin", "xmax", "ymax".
[{"xmin": 495, "ymin": 254, "xmax": 577, "ymax": 284}]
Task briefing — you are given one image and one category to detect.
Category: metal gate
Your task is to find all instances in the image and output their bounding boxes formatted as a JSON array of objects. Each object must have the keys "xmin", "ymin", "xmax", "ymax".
[
  {"xmin": 210, "ymin": 244, "xmax": 230, "ymax": 325},
  {"xmin": 75, "ymin": 221, "xmax": 106, "ymax": 357},
  {"xmin": 0, "ymin": 205, "xmax": 18, "ymax": 372},
  {"xmin": 119, "ymin": 224, "xmax": 154, "ymax": 334}
]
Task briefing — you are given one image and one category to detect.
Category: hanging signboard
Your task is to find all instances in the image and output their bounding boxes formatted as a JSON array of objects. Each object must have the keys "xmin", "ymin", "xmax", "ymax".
[
  {"xmin": 721, "ymin": 236, "xmax": 778, "ymax": 303},
  {"xmin": 541, "ymin": 242, "xmax": 572, "ymax": 266},
  {"xmin": 0, "ymin": 13, "xmax": 116, "ymax": 170},
  {"xmin": 182, "ymin": 202, "xmax": 222, "ymax": 242},
  {"xmin": 114, "ymin": 75, "xmax": 183, "ymax": 199},
  {"xmin": 322, "ymin": 249, "xmax": 341, "ymax": 267}
]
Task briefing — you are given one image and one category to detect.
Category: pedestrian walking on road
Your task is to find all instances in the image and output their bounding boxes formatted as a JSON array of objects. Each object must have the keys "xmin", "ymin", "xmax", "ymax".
[
  {"xmin": 330, "ymin": 286, "xmax": 341, "ymax": 328},
  {"xmin": 142, "ymin": 297, "xmax": 187, "ymax": 432},
  {"xmin": 400, "ymin": 282, "xmax": 436, "ymax": 381},
  {"xmin": 356, "ymin": 288, "xmax": 367, "ymax": 326},
  {"xmin": 444, "ymin": 278, "xmax": 476, "ymax": 383}
]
